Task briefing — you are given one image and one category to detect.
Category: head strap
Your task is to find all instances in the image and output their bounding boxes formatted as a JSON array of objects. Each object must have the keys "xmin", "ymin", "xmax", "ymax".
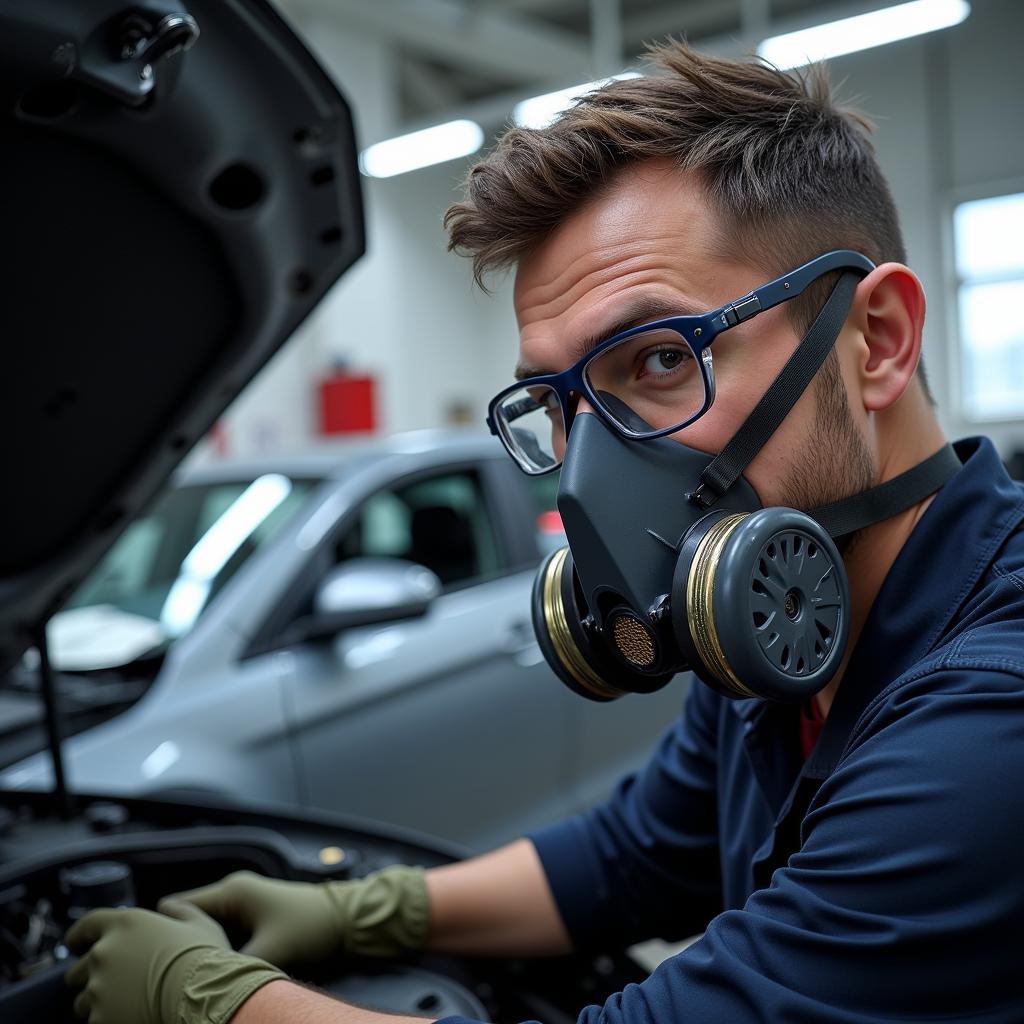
[
  {"xmin": 689, "ymin": 271, "xmax": 862, "ymax": 508},
  {"xmin": 687, "ymin": 269, "xmax": 961, "ymax": 536},
  {"xmin": 809, "ymin": 444, "xmax": 962, "ymax": 537}
]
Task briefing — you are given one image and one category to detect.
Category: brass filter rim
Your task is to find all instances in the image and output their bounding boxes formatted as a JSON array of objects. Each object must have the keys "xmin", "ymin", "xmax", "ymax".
[
  {"xmin": 542, "ymin": 548, "xmax": 624, "ymax": 701},
  {"xmin": 686, "ymin": 513, "xmax": 757, "ymax": 700}
]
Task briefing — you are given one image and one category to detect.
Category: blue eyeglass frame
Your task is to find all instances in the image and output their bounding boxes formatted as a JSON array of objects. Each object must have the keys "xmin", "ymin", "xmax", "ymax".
[{"xmin": 487, "ymin": 249, "xmax": 876, "ymax": 475}]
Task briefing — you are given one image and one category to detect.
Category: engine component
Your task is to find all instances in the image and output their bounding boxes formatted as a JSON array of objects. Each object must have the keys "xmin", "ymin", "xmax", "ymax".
[
  {"xmin": 84, "ymin": 803, "xmax": 130, "ymax": 834},
  {"xmin": 60, "ymin": 862, "xmax": 136, "ymax": 921},
  {"xmin": 329, "ymin": 966, "xmax": 489, "ymax": 1021}
]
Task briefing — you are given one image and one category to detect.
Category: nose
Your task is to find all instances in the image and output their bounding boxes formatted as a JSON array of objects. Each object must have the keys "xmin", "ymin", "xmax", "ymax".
[
  {"xmin": 562, "ymin": 392, "xmax": 596, "ymax": 445},
  {"xmin": 552, "ymin": 392, "xmax": 595, "ymax": 463}
]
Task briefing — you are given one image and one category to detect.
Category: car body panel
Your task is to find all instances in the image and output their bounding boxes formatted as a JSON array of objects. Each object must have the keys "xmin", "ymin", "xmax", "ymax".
[
  {"xmin": 281, "ymin": 571, "xmax": 578, "ymax": 850},
  {"xmin": 1, "ymin": 433, "xmax": 691, "ymax": 850}
]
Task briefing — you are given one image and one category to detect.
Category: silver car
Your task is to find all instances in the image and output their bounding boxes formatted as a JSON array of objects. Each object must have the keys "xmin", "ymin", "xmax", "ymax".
[{"xmin": 0, "ymin": 430, "xmax": 688, "ymax": 851}]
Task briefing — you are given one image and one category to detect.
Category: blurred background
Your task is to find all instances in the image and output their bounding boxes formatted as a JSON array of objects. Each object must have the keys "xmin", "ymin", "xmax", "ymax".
[{"xmin": 204, "ymin": 0, "xmax": 1023, "ymax": 465}]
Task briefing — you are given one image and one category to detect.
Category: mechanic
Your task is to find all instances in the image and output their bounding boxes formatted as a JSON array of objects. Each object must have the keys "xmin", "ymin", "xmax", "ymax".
[{"xmin": 65, "ymin": 40, "xmax": 1024, "ymax": 1024}]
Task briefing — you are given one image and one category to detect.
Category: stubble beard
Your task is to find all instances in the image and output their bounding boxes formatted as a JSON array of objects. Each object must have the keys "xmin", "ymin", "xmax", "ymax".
[{"xmin": 776, "ymin": 350, "xmax": 877, "ymax": 558}]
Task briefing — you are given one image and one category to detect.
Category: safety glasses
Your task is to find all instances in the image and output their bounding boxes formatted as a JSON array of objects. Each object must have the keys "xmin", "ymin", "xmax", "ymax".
[{"xmin": 487, "ymin": 250, "xmax": 875, "ymax": 475}]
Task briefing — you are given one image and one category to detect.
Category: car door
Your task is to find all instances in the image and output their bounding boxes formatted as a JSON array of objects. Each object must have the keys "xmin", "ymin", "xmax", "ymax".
[{"xmin": 277, "ymin": 462, "xmax": 577, "ymax": 852}]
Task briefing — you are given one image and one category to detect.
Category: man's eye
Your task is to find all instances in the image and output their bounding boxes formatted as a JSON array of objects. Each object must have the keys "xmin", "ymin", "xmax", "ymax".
[{"xmin": 641, "ymin": 347, "xmax": 689, "ymax": 375}]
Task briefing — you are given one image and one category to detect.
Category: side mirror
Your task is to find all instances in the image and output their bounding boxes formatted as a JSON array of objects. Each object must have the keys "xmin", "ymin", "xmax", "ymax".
[{"xmin": 291, "ymin": 558, "xmax": 441, "ymax": 644}]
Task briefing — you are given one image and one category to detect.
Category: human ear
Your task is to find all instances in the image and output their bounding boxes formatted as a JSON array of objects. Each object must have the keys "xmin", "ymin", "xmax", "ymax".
[{"xmin": 849, "ymin": 263, "xmax": 925, "ymax": 413}]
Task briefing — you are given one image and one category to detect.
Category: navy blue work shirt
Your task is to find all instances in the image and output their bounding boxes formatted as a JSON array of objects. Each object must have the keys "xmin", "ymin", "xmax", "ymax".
[{"xmin": 441, "ymin": 436, "xmax": 1024, "ymax": 1023}]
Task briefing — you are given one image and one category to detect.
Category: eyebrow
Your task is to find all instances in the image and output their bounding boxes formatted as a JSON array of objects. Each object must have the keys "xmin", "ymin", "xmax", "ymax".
[{"xmin": 514, "ymin": 295, "xmax": 703, "ymax": 381}]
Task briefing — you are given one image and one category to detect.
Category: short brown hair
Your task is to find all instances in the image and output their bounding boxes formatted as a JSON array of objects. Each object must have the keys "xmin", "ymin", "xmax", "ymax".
[{"xmin": 445, "ymin": 40, "xmax": 906, "ymax": 341}]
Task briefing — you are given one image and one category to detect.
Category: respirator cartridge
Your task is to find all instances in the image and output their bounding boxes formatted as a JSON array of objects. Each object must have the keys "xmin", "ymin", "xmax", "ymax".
[{"xmin": 533, "ymin": 503, "xmax": 849, "ymax": 703}]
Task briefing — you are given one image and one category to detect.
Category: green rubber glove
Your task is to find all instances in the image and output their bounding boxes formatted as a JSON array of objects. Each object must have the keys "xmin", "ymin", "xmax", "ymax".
[
  {"xmin": 64, "ymin": 900, "xmax": 285, "ymax": 1024},
  {"xmin": 164, "ymin": 865, "xmax": 429, "ymax": 969}
]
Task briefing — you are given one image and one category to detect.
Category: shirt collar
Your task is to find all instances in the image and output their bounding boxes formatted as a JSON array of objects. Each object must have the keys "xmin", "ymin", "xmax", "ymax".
[{"xmin": 803, "ymin": 436, "xmax": 1024, "ymax": 776}]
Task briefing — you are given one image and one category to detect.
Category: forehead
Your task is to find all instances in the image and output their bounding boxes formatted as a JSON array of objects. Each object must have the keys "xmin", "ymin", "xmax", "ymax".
[{"xmin": 512, "ymin": 159, "xmax": 737, "ymax": 363}]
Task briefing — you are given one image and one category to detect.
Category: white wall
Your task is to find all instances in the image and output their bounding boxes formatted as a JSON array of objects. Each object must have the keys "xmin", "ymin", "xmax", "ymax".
[
  {"xmin": 824, "ymin": 0, "xmax": 1024, "ymax": 454},
  {"xmin": 216, "ymin": 0, "xmax": 1024, "ymax": 459},
  {"xmin": 215, "ymin": 11, "xmax": 517, "ymax": 457}
]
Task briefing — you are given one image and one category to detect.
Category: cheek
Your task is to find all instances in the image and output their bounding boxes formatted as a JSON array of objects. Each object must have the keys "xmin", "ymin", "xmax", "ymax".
[
  {"xmin": 685, "ymin": 315, "xmax": 821, "ymax": 502},
  {"xmin": 744, "ymin": 386, "xmax": 822, "ymax": 504},
  {"xmin": 668, "ymin": 318, "xmax": 797, "ymax": 459},
  {"xmin": 666, "ymin": 402, "xmax": 750, "ymax": 459},
  {"xmin": 744, "ymin": 330, "xmax": 868, "ymax": 505}
]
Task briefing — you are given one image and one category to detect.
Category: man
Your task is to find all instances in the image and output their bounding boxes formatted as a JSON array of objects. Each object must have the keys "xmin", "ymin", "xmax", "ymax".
[{"xmin": 65, "ymin": 40, "xmax": 1024, "ymax": 1024}]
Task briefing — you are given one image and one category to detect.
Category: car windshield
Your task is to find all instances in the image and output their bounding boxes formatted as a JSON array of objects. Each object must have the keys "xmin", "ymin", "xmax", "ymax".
[{"xmin": 47, "ymin": 474, "xmax": 316, "ymax": 672}]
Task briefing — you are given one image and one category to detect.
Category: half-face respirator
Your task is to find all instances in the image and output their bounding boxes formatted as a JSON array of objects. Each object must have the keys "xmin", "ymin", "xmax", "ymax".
[
  {"xmin": 533, "ymin": 413, "xmax": 855, "ymax": 702},
  {"xmin": 490, "ymin": 254, "xmax": 961, "ymax": 704}
]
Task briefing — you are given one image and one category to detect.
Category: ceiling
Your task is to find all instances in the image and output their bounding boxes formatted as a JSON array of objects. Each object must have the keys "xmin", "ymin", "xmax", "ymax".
[{"xmin": 275, "ymin": 0, "xmax": 907, "ymax": 129}]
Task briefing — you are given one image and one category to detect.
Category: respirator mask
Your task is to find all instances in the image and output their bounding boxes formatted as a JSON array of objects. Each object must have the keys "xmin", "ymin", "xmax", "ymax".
[{"xmin": 488, "ymin": 251, "xmax": 961, "ymax": 703}]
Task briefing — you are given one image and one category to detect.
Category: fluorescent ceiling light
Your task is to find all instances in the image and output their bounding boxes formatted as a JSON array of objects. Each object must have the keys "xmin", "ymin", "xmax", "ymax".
[
  {"xmin": 758, "ymin": 0, "xmax": 970, "ymax": 70},
  {"xmin": 360, "ymin": 119, "xmax": 484, "ymax": 178},
  {"xmin": 514, "ymin": 72, "xmax": 642, "ymax": 130},
  {"xmin": 160, "ymin": 473, "xmax": 292, "ymax": 637}
]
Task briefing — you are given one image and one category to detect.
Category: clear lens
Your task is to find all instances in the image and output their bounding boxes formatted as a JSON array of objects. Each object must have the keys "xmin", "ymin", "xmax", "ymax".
[
  {"xmin": 494, "ymin": 384, "xmax": 564, "ymax": 473},
  {"xmin": 584, "ymin": 328, "xmax": 707, "ymax": 435}
]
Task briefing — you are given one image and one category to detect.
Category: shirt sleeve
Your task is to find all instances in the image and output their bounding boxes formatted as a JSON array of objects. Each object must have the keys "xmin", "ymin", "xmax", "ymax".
[
  {"xmin": 569, "ymin": 665, "xmax": 1024, "ymax": 1023},
  {"xmin": 526, "ymin": 681, "xmax": 724, "ymax": 950}
]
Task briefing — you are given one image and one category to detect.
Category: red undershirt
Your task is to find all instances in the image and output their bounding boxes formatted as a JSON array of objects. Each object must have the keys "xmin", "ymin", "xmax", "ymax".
[{"xmin": 799, "ymin": 698, "xmax": 826, "ymax": 760}]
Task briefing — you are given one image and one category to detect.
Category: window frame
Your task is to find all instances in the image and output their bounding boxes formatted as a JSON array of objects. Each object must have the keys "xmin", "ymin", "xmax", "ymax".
[
  {"xmin": 334, "ymin": 465, "xmax": 507, "ymax": 591},
  {"xmin": 244, "ymin": 458, "xmax": 522, "ymax": 658},
  {"xmin": 63, "ymin": 475, "xmax": 319, "ymax": 634},
  {"xmin": 945, "ymin": 176, "xmax": 1024, "ymax": 425}
]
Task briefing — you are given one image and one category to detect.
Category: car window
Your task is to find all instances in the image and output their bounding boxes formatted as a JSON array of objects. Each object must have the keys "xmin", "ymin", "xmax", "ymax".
[
  {"xmin": 524, "ymin": 470, "xmax": 565, "ymax": 554},
  {"xmin": 356, "ymin": 491, "xmax": 412, "ymax": 558},
  {"xmin": 525, "ymin": 471, "xmax": 559, "ymax": 517},
  {"xmin": 337, "ymin": 470, "xmax": 501, "ymax": 586},
  {"xmin": 74, "ymin": 517, "xmax": 167, "ymax": 604},
  {"xmin": 50, "ymin": 475, "xmax": 317, "ymax": 670}
]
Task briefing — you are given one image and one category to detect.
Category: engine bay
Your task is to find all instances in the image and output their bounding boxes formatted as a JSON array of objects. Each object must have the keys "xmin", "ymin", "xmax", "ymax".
[{"xmin": 0, "ymin": 791, "xmax": 646, "ymax": 1023}]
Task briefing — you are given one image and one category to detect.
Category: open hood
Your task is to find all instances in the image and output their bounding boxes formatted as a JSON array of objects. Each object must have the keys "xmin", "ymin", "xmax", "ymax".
[{"xmin": 0, "ymin": 0, "xmax": 365, "ymax": 674}]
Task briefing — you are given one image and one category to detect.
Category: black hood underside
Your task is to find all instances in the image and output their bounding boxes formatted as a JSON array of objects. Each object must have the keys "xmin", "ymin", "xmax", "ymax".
[{"xmin": 0, "ymin": 0, "xmax": 365, "ymax": 673}]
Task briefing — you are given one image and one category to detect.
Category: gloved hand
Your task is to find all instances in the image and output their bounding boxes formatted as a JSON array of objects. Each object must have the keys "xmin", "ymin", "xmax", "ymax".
[
  {"xmin": 64, "ymin": 899, "xmax": 285, "ymax": 1024},
  {"xmin": 164, "ymin": 864, "xmax": 429, "ymax": 969}
]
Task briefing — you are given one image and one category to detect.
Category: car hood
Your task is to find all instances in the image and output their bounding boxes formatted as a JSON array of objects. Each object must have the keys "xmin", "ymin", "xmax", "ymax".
[{"xmin": 0, "ymin": 0, "xmax": 365, "ymax": 676}]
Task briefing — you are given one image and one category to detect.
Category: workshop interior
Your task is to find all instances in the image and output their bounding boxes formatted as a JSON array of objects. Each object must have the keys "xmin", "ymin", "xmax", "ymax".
[{"xmin": 2, "ymin": 0, "xmax": 1023, "ymax": 1021}]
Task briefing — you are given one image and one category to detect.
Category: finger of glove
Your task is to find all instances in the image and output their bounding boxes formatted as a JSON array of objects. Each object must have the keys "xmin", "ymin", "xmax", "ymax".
[
  {"xmin": 160, "ymin": 898, "xmax": 230, "ymax": 944},
  {"xmin": 65, "ymin": 909, "xmax": 120, "ymax": 954},
  {"xmin": 239, "ymin": 929, "xmax": 288, "ymax": 964},
  {"xmin": 162, "ymin": 877, "xmax": 251, "ymax": 922},
  {"xmin": 65, "ymin": 953, "xmax": 91, "ymax": 990},
  {"xmin": 73, "ymin": 986, "xmax": 91, "ymax": 1020},
  {"xmin": 159, "ymin": 898, "xmax": 209, "ymax": 923}
]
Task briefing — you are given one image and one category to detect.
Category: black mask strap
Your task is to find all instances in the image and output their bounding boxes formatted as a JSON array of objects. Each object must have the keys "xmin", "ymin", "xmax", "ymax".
[
  {"xmin": 686, "ymin": 269, "xmax": 962, "ymax": 537},
  {"xmin": 689, "ymin": 271, "xmax": 862, "ymax": 508},
  {"xmin": 809, "ymin": 444, "xmax": 962, "ymax": 537}
]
